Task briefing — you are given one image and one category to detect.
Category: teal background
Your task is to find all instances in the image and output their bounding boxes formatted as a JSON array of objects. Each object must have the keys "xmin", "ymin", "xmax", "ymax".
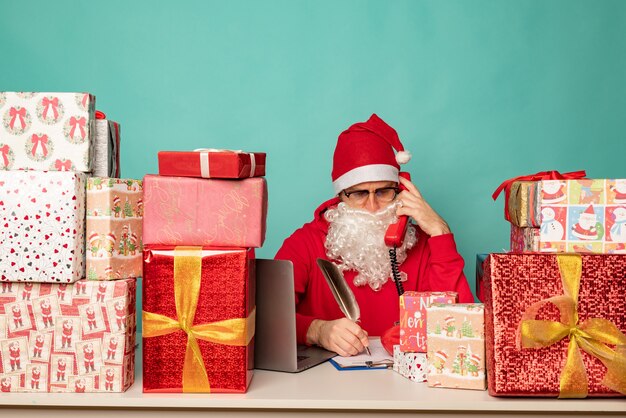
[{"xmin": 3, "ymin": 0, "xmax": 626, "ymax": 298}]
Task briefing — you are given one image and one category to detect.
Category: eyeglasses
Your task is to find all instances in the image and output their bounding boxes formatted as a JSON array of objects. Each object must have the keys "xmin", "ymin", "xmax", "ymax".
[{"xmin": 341, "ymin": 187, "xmax": 400, "ymax": 205}]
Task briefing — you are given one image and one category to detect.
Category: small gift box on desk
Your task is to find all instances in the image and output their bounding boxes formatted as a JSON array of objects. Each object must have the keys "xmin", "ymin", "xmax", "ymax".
[
  {"xmin": 0, "ymin": 278, "xmax": 136, "ymax": 392},
  {"xmin": 86, "ymin": 178, "xmax": 143, "ymax": 280},
  {"xmin": 0, "ymin": 171, "xmax": 86, "ymax": 283},
  {"xmin": 483, "ymin": 253, "xmax": 626, "ymax": 397},
  {"xmin": 142, "ymin": 175, "xmax": 267, "ymax": 248},
  {"xmin": 92, "ymin": 111, "xmax": 120, "ymax": 178},
  {"xmin": 392, "ymin": 345, "xmax": 428, "ymax": 382},
  {"xmin": 399, "ymin": 291, "xmax": 457, "ymax": 353},
  {"xmin": 158, "ymin": 149, "xmax": 266, "ymax": 179},
  {"xmin": 142, "ymin": 246, "xmax": 255, "ymax": 393},
  {"xmin": 0, "ymin": 92, "xmax": 95, "ymax": 172},
  {"xmin": 426, "ymin": 303, "xmax": 486, "ymax": 390}
]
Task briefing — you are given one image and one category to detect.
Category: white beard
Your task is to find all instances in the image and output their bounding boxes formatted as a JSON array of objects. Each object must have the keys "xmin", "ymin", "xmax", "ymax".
[{"xmin": 324, "ymin": 202, "xmax": 417, "ymax": 291}]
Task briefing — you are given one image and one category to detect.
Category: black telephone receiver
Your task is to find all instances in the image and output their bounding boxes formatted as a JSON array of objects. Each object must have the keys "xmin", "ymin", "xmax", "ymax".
[{"xmin": 385, "ymin": 172, "xmax": 411, "ymax": 296}]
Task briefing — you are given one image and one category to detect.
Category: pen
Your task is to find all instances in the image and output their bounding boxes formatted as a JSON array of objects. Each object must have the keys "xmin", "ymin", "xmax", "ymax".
[{"xmin": 365, "ymin": 346, "xmax": 372, "ymax": 356}]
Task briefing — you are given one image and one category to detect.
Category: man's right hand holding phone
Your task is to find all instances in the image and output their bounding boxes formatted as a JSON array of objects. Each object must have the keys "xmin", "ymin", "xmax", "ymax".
[{"xmin": 395, "ymin": 176, "xmax": 451, "ymax": 237}]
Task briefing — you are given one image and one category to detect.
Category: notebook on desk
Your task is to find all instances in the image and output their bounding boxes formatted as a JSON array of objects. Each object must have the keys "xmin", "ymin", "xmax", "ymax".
[
  {"xmin": 255, "ymin": 259, "xmax": 336, "ymax": 373},
  {"xmin": 329, "ymin": 338, "xmax": 394, "ymax": 370}
]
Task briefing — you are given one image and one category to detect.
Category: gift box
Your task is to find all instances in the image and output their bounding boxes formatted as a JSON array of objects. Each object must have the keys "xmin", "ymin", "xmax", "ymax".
[
  {"xmin": 510, "ymin": 225, "xmax": 540, "ymax": 252},
  {"xmin": 0, "ymin": 278, "xmax": 136, "ymax": 392},
  {"xmin": 483, "ymin": 253, "xmax": 626, "ymax": 397},
  {"xmin": 158, "ymin": 150, "xmax": 265, "ymax": 179},
  {"xmin": 507, "ymin": 179, "xmax": 626, "ymax": 253},
  {"xmin": 142, "ymin": 246, "xmax": 255, "ymax": 393},
  {"xmin": 86, "ymin": 178, "xmax": 143, "ymax": 281},
  {"xmin": 142, "ymin": 175, "xmax": 267, "ymax": 248},
  {"xmin": 399, "ymin": 291, "xmax": 457, "ymax": 353},
  {"xmin": 475, "ymin": 254, "xmax": 488, "ymax": 303},
  {"xmin": 0, "ymin": 92, "xmax": 95, "ymax": 172},
  {"xmin": 392, "ymin": 345, "xmax": 428, "ymax": 382},
  {"xmin": 0, "ymin": 171, "xmax": 86, "ymax": 283},
  {"xmin": 426, "ymin": 303, "xmax": 486, "ymax": 390},
  {"xmin": 92, "ymin": 112, "xmax": 120, "ymax": 178}
]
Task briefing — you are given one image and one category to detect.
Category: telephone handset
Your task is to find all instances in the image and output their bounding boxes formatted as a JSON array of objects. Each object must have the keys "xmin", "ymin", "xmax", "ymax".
[{"xmin": 385, "ymin": 172, "xmax": 411, "ymax": 296}]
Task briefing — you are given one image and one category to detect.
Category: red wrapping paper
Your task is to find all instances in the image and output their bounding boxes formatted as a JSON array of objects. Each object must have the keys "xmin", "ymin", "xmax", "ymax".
[
  {"xmin": 142, "ymin": 246, "xmax": 255, "ymax": 393},
  {"xmin": 483, "ymin": 253, "xmax": 626, "ymax": 397},
  {"xmin": 158, "ymin": 150, "xmax": 266, "ymax": 179}
]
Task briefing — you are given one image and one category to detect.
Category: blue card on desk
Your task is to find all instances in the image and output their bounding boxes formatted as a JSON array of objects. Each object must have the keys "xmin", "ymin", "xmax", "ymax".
[{"xmin": 328, "ymin": 338, "xmax": 394, "ymax": 371}]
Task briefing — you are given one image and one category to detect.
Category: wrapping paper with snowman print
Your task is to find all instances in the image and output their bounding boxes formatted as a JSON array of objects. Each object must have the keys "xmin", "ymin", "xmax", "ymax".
[
  {"xmin": 0, "ymin": 278, "xmax": 136, "ymax": 393},
  {"xmin": 392, "ymin": 345, "xmax": 428, "ymax": 382},
  {"xmin": 0, "ymin": 92, "xmax": 95, "ymax": 172},
  {"xmin": 426, "ymin": 303, "xmax": 486, "ymax": 391},
  {"xmin": 0, "ymin": 171, "xmax": 86, "ymax": 283},
  {"xmin": 510, "ymin": 179, "xmax": 626, "ymax": 253},
  {"xmin": 86, "ymin": 178, "xmax": 143, "ymax": 281}
]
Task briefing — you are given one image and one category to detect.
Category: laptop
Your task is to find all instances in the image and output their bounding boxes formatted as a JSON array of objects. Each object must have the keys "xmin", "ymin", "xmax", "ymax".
[{"xmin": 255, "ymin": 259, "xmax": 336, "ymax": 372}]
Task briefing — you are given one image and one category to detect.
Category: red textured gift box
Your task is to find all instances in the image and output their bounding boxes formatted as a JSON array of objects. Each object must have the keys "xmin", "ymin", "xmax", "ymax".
[
  {"xmin": 142, "ymin": 246, "xmax": 255, "ymax": 393},
  {"xmin": 158, "ymin": 150, "xmax": 266, "ymax": 179},
  {"xmin": 0, "ymin": 279, "xmax": 136, "ymax": 393},
  {"xmin": 483, "ymin": 253, "xmax": 626, "ymax": 397}
]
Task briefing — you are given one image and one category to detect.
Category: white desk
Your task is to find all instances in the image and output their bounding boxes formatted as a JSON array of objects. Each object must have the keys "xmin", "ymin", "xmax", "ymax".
[{"xmin": 0, "ymin": 349, "xmax": 624, "ymax": 417}]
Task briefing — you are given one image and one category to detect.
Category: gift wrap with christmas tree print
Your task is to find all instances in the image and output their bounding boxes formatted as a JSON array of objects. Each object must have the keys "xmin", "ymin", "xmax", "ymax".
[
  {"xmin": 507, "ymin": 179, "xmax": 626, "ymax": 253},
  {"xmin": 0, "ymin": 171, "xmax": 86, "ymax": 283},
  {"xmin": 0, "ymin": 279, "xmax": 136, "ymax": 393},
  {"xmin": 0, "ymin": 92, "xmax": 95, "ymax": 172},
  {"xmin": 426, "ymin": 303, "xmax": 486, "ymax": 390},
  {"xmin": 86, "ymin": 178, "xmax": 143, "ymax": 281},
  {"xmin": 399, "ymin": 291, "xmax": 457, "ymax": 353},
  {"xmin": 393, "ymin": 345, "xmax": 428, "ymax": 382}
]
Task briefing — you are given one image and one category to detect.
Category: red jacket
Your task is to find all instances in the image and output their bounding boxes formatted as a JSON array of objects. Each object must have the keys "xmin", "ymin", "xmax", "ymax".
[{"xmin": 275, "ymin": 197, "xmax": 474, "ymax": 345}]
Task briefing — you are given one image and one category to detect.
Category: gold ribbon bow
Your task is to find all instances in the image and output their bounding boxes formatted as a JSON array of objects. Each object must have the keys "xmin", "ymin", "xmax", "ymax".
[
  {"xmin": 142, "ymin": 246, "xmax": 255, "ymax": 392},
  {"xmin": 518, "ymin": 254, "xmax": 626, "ymax": 398}
]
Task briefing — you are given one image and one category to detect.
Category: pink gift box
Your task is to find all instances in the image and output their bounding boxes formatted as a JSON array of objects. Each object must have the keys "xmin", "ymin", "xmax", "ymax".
[{"xmin": 142, "ymin": 175, "xmax": 267, "ymax": 248}]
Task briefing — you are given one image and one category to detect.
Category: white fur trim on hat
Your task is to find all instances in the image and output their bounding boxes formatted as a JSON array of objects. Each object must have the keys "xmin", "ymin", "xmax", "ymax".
[
  {"xmin": 333, "ymin": 164, "xmax": 399, "ymax": 194},
  {"xmin": 396, "ymin": 150, "xmax": 411, "ymax": 165}
]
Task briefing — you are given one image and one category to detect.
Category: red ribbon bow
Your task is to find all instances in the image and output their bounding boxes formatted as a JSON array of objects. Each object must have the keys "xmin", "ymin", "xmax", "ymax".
[
  {"xmin": 9, "ymin": 107, "xmax": 26, "ymax": 130},
  {"xmin": 31, "ymin": 134, "xmax": 49, "ymax": 157},
  {"xmin": 69, "ymin": 116, "xmax": 87, "ymax": 139},
  {"xmin": 0, "ymin": 145, "xmax": 10, "ymax": 167},
  {"xmin": 42, "ymin": 97, "xmax": 59, "ymax": 120},
  {"xmin": 55, "ymin": 159, "xmax": 72, "ymax": 171},
  {"xmin": 95, "ymin": 110, "xmax": 106, "ymax": 119},
  {"xmin": 81, "ymin": 93, "xmax": 89, "ymax": 109},
  {"xmin": 492, "ymin": 170, "xmax": 587, "ymax": 222}
]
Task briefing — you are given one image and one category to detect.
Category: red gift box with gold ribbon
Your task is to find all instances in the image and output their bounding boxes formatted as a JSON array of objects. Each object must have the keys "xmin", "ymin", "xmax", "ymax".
[
  {"xmin": 483, "ymin": 253, "xmax": 626, "ymax": 398},
  {"xmin": 142, "ymin": 246, "xmax": 255, "ymax": 393}
]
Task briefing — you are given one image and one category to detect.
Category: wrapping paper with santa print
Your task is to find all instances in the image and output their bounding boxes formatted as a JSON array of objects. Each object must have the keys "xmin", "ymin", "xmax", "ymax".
[
  {"xmin": 158, "ymin": 150, "xmax": 266, "ymax": 179},
  {"xmin": 399, "ymin": 291, "xmax": 457, "ymax": 353},
  {"xmin": 0, "ymin": 278, "xmax": 136, "ymax": 393},
  {"xmin": 426, "ymin": 303, "xmax": 486, "ymax": 391},
  {"xmin": 86, "ymin": 178, "xmax": 143, "ymax": 281},
  {"xmin": 142, "ymin": 246, "xmax": 255, "ymax": 393},
  {"xmin": 0, "ymin": 171, "xmax": 86, "ymax": 283},
  {"xmin": 393, "ymin": 345, "xmax": 428, "ymax": 382},
  {"xmin": 93, "ymin": 119, "xmax": 120, "ymax": 178},
  {"xmin": 0, "ymin": 92, "xmax": 95, "ymax": 172},
  {"xmin": 142, "ymin": 175, "xmax": 267, "ymax": 248},
  {"xmin": 510, "ymin": 225, "xmax": 540, "ymax": 252},
  {"xmin": 483, "ymin": 253, "xmax": 626, "ymax": 397}
]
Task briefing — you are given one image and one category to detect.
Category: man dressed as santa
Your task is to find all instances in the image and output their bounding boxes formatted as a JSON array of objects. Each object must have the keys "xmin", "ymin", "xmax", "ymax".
[{"xmin": 276, "ymin": 114, "xmax": 473, "ymax": 357}]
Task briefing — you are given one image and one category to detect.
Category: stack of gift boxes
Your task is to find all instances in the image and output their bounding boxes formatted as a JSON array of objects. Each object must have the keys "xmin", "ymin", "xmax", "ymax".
[
  {"xmin": 481, "ymin": 172, "xmax": 626, "ymax": 398},
  {"xmin": 0, "ymin": 92, "xmax": 141, "ymax": 393},
  {"xmin": 394, "ymin": 291, "xmax": 487, "ymax": 390},
  {"xmin": 141, "ymin": 149, "xmax": 267, "ymax": 393}
]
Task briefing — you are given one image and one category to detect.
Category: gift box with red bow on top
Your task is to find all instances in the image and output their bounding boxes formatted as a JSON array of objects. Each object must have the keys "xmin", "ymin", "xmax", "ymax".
[
  {"xmin": 483, "ymin": 253, "xmax": 626, "ymax": 397},
  {"xmin": 0, "ymin": 171, "xmax": 86, "ymax": 283},
  {"xmin": 0, "ymin": 278, "xmax": 136, "ymax": 393},
  {"xmin": 142, "ymin": 246, "xmax": 255, "ymax": 393},
  {"xmin": 158, "ymin": 150, "xmax": 265, "ymax": 179},
  {"xmin": 0, "ymin": 92, "xmax": 95, "ymax": 172},
  {"xmin": 142, "ymin": 175, "xmax": 267, "ymax": 248}
]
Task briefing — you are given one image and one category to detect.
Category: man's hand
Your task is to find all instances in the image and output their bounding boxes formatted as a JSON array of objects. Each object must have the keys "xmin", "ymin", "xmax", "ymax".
[
  {"xmin": 396, "ymin": 176, "xmax": 451, "ymax": 237},
  {"xmin": 306, "ymin": 318, "xmax": 369, "ymax": 356}
]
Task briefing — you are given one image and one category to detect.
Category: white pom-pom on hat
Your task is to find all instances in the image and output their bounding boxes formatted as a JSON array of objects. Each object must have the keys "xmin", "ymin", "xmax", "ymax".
[{"xmin": 396, "ymin": 150, "xmax": 411, "ymax": 165}]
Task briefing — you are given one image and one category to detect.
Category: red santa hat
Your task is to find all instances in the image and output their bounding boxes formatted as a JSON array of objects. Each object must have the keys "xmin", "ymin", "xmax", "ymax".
[
  {"xmin": 88, "ymin": 232, "xmax": 99, "ymax": 244},
  {"xmin": 470, "ymin": 353, "xmax": 481, "ymax": 363},
  {"xmin": 434, "ymin": 350, "xmax": 448, "ymax": 363},
  {"xmin": 444, "ymin": 316, "xmax": 455, "ymax": 325},
  {"xmin": 332, "ymin": 114, "xmax": 411, "ymax": 194}
]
